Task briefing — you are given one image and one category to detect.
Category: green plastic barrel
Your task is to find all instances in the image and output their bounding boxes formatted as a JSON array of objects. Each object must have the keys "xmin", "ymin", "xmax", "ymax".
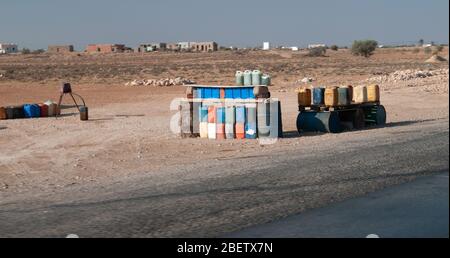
[
  {"xmin": 243, "ymin": 70, "xmax": 252, "ymax": 86},
  {"xmin": 257, "ymin": 101, "xmax": 270, "ymax": 137},
  {"xmin": 235, "ymin": 71, "xmax": 244, "ymax": 86},
  {"xmin": 261, "ymin": 74, "xmax": 271, "ymax": 86},
  {"xmin": 252, "ymin": 70, "xmax": 262, "ymax": 86}
]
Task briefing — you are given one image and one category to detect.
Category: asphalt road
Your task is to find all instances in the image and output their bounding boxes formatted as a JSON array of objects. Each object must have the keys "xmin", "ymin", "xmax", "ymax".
[
  {"xmin": 225, "ymin": 173, "xmax": 449, "ymax": 238},
  {"xmin": 0, "ymin": 119, "xmax": 448, "ymax": 237}
]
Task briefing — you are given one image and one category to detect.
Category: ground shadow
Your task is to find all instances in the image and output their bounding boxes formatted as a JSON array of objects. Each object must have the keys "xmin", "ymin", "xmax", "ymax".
[
  {"xmin": 282, "ymin": 130, "xmax": 326, "ymax": 139},
  {"xmin": 59, "ymin": 105, "xmax": 80, "ymax": 110},
  {"xmin": 55, "ymin": 113, "xmax": 79, "ymax": 118},
  {"xmin": 382, "ymin": 118, "xmax": 443, "ymax": 128},
  {"xmin": 0, "ymin": 126, "xmax": 6, "ymax": 130},
  {"xmin": 115, "ymin": 114, "xmax": 146, "ymax": 118},
  {"xmin": 87, "ymin": 118, "xmax": 115, "ymax": 122},
  {"xmin": 282, "ymin": 118, "xmax": 444, "ymax": 139},
  {"xmin": 363, "ymin": 118, "xmax": 444, "ymax": 132}
]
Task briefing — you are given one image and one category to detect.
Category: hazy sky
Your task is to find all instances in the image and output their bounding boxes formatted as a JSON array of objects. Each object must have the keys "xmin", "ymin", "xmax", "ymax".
[{"xmin": 1, "ymin": 0, "xmax": 448, "ymax": 50}]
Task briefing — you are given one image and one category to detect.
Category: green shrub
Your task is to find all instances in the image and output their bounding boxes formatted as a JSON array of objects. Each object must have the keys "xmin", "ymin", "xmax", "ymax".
[
  {"xmin": 351, "ymin": 40, "xmax": 378, "ymax": 58},
  {"xmin": 330, "ymin": 45, "xmax": 339, "ymax": 51},
  {"xmin": 424, "ymin": 47, "xmax": 432, "ymax": 54},
  {"xmin": 21, "ymin": 48, "xmax": 31, "ymax": 54},
  {"xmin": 32, "ymin": 49, "xmax": 45, "ymax": 54}
]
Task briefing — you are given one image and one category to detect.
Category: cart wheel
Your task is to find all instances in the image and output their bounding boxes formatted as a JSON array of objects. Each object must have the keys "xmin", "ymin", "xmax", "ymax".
[
  {"xmin": 297, "ymin": 111, "xmax": 341, "ymax": 133},
  {"xmin": 375, "ymin": 105, "xmax": 387, "ymax": 125},
  {"xmin": 353, "ymin": 108, "xmax": 365, "ymax": 129}
]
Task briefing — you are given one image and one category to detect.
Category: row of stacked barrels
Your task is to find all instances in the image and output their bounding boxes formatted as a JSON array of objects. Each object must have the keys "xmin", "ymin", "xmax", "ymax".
[
  {"xmin": 200, "ymin": 104, "xmax": 258, "ymax": 139},
  {"xmin": 297, "ymin": 84, "xmax": 381, "ymax": 107},
  {"xmin": 0, "ymin": 101, "xmax": 59, "ymax": 120},
  {"xmin": 181, "ymin": 85, "xmax": 282, "ymax": 139},
  {"xmin": 196, "ymin": 102, "xmax": 282, "ymax": 140},
  {"xmin": 235, "ymin": 70, "xmax": 271, "ymax": 86}
]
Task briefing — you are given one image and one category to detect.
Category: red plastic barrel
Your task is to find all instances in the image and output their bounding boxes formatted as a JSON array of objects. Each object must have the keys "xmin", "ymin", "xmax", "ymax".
[
  {"xmin": 216, "ymin": 124, "xmax": 225, "ymax": 139},
  {"xmin": 208, "ymin": 106, "xmax": 216, "ymax": 123},
  {"xmin": 235, "ymin": 123, "xmax": 245, "ymax": 139},
  {"xmin": 38, "ymin": 103, "xmax": 48, "ymax": 117}
]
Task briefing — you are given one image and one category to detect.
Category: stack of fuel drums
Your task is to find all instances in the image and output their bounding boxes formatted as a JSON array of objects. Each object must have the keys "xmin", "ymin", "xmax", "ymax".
[
  {"xmin": 180, "ymin": 84, "xmax": 283, "ymax": 140},
  {"xmin": 296, "ymin": 84, "xmax": 385, "ymax": 134},
  {"xmin": 0, "ymin": 100, "xmax": 59, "ymax": 120}
]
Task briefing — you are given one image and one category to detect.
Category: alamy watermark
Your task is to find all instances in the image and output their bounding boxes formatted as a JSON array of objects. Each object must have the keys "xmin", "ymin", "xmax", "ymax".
[{"xmin": 170, "ymin": 98, "xmax": 281, "ymax": 145}]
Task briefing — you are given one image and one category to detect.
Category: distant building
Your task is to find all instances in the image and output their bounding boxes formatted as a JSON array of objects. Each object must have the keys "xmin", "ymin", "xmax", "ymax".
[
  {"xmin": 166, "ymin": 43, "xmax": 180, "ymax": 51},
  {"xmin": 136, "ymin": 43, "xmax": 167, "ymax": 53},
  {"xmin": 48, "ymin": 45, "xmax": 74, "ymax": 54},
  {"xmin": 86, "ymin": 44, "xmax": 126, "ymax": 53},
  {"xmin": 290, "ymin": 46, "xmax": 299, "ymax": 51},
  {"xmin": 308, "ymin": 44, "xmax": 326, "ymax": 49},
  {"xmin": 166, "ymin": 41, "xmax": 219, "ymax": 52},
  {"xmin": 178, "ymin": 42, "xmax": 191, "ymax": 50},
  {"xmin": 0, "ymin": 43, "xmax": 18, "ymax": 54},
  {"xmin": 263, "ymin": 42, "xmax": 270, "ymax": 50},
  {"xmin": 191, "ymin": 42, "xmax": 218, "ymax": 52}
]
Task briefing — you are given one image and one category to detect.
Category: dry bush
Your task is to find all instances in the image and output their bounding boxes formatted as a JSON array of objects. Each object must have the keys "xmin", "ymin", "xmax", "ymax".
[{"xmin": 307, "ymin": 47, "xmax": 327, "ymax": 57}]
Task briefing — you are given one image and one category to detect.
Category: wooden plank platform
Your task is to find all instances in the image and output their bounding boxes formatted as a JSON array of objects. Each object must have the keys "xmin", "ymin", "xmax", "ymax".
[
  {"xmin": 183, "ymin": 84, "xmax": 269, "ymax": 88},
  {"xmin": 299, "ymin": 102, "xmax": 381, "ymax": 112}
]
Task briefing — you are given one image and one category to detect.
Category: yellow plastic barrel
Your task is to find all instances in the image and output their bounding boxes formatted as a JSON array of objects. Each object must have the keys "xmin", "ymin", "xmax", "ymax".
[
  {"xmin": 297, "ymin": 88, "xmax": 312, "ymax": 107},
  {"xmin": 325, "ymin": 87, "xmax": 338, "ymax": 107},
  {"xmin": 353, "ymin": 86, "xmax": 368, "ymax": 104},
  {"xmin": 367, "ymin": 84, "xmax": 380, "ymax": 102}
]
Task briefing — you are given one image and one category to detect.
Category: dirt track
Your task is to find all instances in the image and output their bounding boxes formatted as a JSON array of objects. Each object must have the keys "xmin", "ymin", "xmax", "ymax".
[{"xmin": 0, "ymin": 49, "xmax": 448, "ymax": 237}]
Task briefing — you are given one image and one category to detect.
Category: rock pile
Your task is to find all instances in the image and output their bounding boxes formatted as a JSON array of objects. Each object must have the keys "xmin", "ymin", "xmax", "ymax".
[
  {"xmin": 296, "ymin": 77, "xmax": 315, "ymax": 84},
  {"xmin": 125, "ymin": 77, "xmax": 196, "ymax": 86},
  {"xmin": 425, "ymin": 55, "xmax": 448, "ymax": 63},
  {"xmin": 367, "ymin": 69, "xmax": 449, "ymax": 84}
]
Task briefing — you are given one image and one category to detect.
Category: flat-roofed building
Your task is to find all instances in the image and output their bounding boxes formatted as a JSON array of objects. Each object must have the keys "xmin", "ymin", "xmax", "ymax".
[
  {"xmin": 136, "ymin": 43, "xmax": 167, "ymax": 53},
  {"xmin": 86, "ymin": 44, "xmax": 126, "ymax": 53},
  {"xmin": 0, "ymin": 43, "xmax": 18, "ymax": 54},
  {"xmin": 48, "ymin": 45, "xmax": 74, "ymax": 53},
  {"xmin": 191, "ymin": 42, "xmax": 218, "ymax": 52}
]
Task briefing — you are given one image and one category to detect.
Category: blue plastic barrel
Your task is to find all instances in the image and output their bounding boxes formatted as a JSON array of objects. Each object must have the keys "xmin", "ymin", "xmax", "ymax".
[
  {"xmin": 23, "ymin": 104, "xmax": 41, "ymax": 118},
  {"xmin": 312, "ymin": 88, "xmax": 325, "ymax": 105},
  {"xmin": 241, "ymin": 88, "xmax": 249, "ymax": 99},
  {"xmin": 199, "ymin": 106, "xmax": 208, "ymax": 123},
  {"xmin": 211, "ymin": 88, "xmax": 220, "ymax": 99},
  {"xmin": 296, "ymin": 111, "xmax": 341, "ymax": 133},
  {"xmin": 236, "ymin": 106, "xmax": 246, "ymax": 123},
  {"xmin": 193, "ymin": 88, "xmax": 201, "ymax": 99},
  {"xmin": 232, "ymin": 88, "xmax": 241, "ymax": 99},
  {"xmin": 216, "ymin": 107, "xmax": 226, "ymax": 124},
  {"xmin": 248, "ymin": 88, "xmax": 255, "ymax": 99},
  {"xmin": 225, "ymin": 89, "xmax": 233, "ymax": 99},
  {"xmin": 204, "ymin": 88, "xmax": 212, "ymax": 98}
]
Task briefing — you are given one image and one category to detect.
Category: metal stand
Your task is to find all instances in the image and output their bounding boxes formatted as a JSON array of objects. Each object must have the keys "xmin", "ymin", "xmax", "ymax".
[{"xmin": 56, "ymin": 83, "xmax": 86, "ymax": 116}]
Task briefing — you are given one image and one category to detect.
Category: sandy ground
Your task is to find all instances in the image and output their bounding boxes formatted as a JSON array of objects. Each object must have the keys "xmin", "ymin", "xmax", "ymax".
[
  {"xmin": 0, "ymin": 49, "xmax": 448, "ymax": 237},
  {"xmin": 0, "ymin": 83, "xmax": 448, "ymax": 202}
]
